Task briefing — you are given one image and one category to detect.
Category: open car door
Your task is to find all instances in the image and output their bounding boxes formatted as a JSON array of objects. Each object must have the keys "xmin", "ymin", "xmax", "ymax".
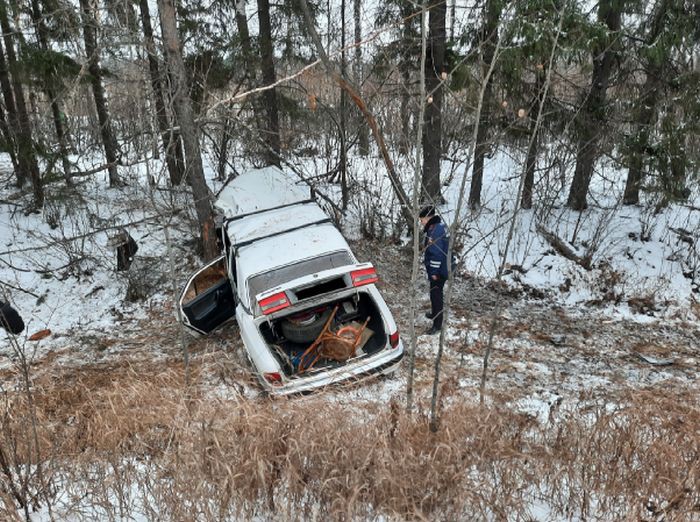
[{"xmin": 179, "ymin": 256, "xmax": 236, "ymax": 334}]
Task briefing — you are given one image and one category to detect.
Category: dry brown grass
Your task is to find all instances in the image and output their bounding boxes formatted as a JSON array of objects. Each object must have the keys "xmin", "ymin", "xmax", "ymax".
[{"xmin": 1, "ymin": 365, "xmax": 698, "ymax": 520}]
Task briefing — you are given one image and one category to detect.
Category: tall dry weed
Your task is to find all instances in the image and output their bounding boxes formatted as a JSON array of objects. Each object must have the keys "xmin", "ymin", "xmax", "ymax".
[{"xmin": 1, "ymin": 364, "xmax": 698, "ymax": 520}]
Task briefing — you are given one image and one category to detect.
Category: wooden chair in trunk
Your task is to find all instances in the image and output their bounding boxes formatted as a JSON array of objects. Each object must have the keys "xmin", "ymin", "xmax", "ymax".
[{"xmin": 297, "ymin": 305, "xmax": 371, "ymax": 373}]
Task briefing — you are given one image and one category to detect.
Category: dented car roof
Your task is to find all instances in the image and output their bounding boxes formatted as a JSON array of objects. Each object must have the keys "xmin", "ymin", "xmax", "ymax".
[{"xmin": 216, "ymin": 166, "xmax": 311, "ymax": 218}]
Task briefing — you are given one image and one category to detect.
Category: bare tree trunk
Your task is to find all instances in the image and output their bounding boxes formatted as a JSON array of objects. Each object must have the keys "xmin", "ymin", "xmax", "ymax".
[
  {"xmin": 468, "ymin": 0, "xmax": 501, "ymax": 210},
  {"xmin": 217, "ymin": 114, "xmax": 232, "ymax": 181},
  {"xmin": 340, "ymin": 0, "xmax": 348, "ymax": 209},
  {"xmin": 521, "ymin": 67, "xmax": 545, "ymax": 210},
  {"xmin": 29, "ymin": 0, "xmax": 72, "ymax": 185},
  {"xmin": 567, "ymin": 0, "xmax": 621, "ymax": 211},
  {"xmin": 157, "ymin": 0, "xmax": 218, "ymax": 260},
  {"xmin": 138, "ymin": 0, "xmax": 184, "ymax": 185},
  {"xmin": 353, "ymin": 0, "xmax": 369, "ymax": 155},
  {"xmin": 234, "ymin": 0, "xmax": 265, "ymax": 152},
  {"xmin": 0, "ymin": 104, "xmax": 19, "ymax": 175},
  {"xmin": 0, "ymin": 39, "xmax": 24, "ymax": 187},
  {"xmin": 234, "ymin": 1, "xmax": 255, "ymax": 81},
  {"xmin": 298, "ymin": 0, "xmax": 414, "ymax": 230},
  {"xmin": 256, "ymin": 0, "xmax": 281, "ymax": 165},
  {"xmin": 79, "ymin": 0, "xmax": 121, "ymax": 187},
  {"xmin": 421, "ymin": 0, "xmax": 446, "ymax": 203},
  {"xmin": 0, "ymin": 1, "xmax": 42, "ymax": 207},
  {"xmin": 398, "ymin": 1, "xmax": 413, "ymax": 156},
  {"xmin": 406, "ymin": 5, "xmax": 428, "ymax": 413},
  {"xmin": 623, "ymin": 76, "xmax": 658, "ymax": 206}
]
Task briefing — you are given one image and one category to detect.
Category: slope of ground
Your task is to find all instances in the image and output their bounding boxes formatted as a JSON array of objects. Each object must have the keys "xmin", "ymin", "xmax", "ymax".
[{"xmin": 1, "ymin": 153, "xmax": 699, "ymax": 520}]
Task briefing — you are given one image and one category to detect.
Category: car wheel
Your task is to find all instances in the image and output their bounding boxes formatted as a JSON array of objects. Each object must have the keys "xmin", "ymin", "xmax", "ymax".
[{"xmin": 280, "ymin": 307, "xmax": 333, "ymax": 344}]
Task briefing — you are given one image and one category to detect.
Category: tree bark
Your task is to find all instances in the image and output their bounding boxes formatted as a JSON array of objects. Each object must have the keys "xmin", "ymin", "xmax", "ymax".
[
  {"xmin": 79, "ymin": 0, "xmax": 121, "ymax": 187},
  {"xmin": 567, "ymin": 0, "xmax": 621, "ymax": 211},
  {"xmin": 157, "ymin": 0, "xmax": 218, "ymax": 260},
  {"xmin": 398, "ymin": 1, "xmax": 414, "ymax": 155},
  {"xmin": 0, "ymin": 104, "xmax": 18, "ymax": 175},
  {"xmin": 521, "ymin": 68, "xmax": 545, "ymax": 210},
  {"xmin": 29, "ymin": 0, "xmax": 72, "ymax": 185},
  {"xmin": 406, "ymin": 5, "xmax": 428, "ymax": 414},
  {"xmin": 0, "ymin": 1, "xmax": 42, "ymax": 206},
  {"xmin": 421, "ymin": 0, "xmax": 446, "ymax": 203},
  {"xmin": 340, "ymin": 0, "xmax": 348, "ymax": 209},
  {"xmin": 256, "ymin": 0, "xmax": 281, "ymax": 165},
  {"xmin": 234, "ymin": 0, "xmax": 265, "ymax": 153},
  {"xmin": 0, "ymin": 38, "xmax": 24, "ymax": 187},
  {"xmin": 217, "ymin": 114, "xmax": 232, "ymax": 181},
  {"xmin": 353, "ymin": 0, "xmax": 369, "ymax": 155},
  {"xmin": 138, "ymin": 0, "xmax": 185, "ymax": 185},
  {"xmin": 468, "ymin": 0, "xmax": 501, "ymax": 210}
]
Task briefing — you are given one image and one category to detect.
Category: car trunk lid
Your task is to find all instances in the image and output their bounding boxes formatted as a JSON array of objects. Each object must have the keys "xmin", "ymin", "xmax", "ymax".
[{"xmin": 253, "ymin": 262, "xmax": 378, "ymax": 317}]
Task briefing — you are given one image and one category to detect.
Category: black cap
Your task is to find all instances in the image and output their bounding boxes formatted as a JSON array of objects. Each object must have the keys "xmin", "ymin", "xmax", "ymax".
[{"xmin": 419, "ymin": 206, "xmax": 435, "ymax": 218}]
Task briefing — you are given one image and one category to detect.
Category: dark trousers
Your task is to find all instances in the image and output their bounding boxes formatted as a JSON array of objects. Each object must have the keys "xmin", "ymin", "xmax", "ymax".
[
  {"xmin": 0, "ymin": 301, "xmax": 24, "ymax": 335},
  {"xmin": 429, "ymin": 276, "xmax": 445, "ymax": 329}
]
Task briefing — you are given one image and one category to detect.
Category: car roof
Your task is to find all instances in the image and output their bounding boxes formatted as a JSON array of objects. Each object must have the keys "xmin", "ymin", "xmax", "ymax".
[
  {"xmin": 236, "ymin": 223, "xmax": 354, "ymax": 290},
  {"xmin": 225, "ymin": 202, "xmax": 328, "ymax": 247},
  {"xmin": 215, "ymin": 166, "xmax": 310, "ymax": 218}
]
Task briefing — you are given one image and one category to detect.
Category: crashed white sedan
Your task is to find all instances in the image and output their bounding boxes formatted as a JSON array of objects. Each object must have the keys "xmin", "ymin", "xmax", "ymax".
[{"xmin": 179, "ymin": 167, "xmax": 404, "ymax": 395}]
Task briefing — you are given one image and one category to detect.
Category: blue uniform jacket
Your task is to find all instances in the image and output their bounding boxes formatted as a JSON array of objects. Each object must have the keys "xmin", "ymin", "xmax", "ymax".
[{"xmin": 424, "ymin": 216, "xmax": 449, "ymax": 279}]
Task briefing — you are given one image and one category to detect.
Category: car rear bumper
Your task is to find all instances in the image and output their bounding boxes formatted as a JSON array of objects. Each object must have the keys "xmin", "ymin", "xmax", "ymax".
[{"xmin": 262, "ymin": 341, "xmax": 404, "ymax": 396}]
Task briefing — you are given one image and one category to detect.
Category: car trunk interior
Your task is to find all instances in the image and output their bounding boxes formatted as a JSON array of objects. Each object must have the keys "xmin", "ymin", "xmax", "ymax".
[{"xmin": 259, "ymin": 292, "xmax": 387, "ymax": 377}]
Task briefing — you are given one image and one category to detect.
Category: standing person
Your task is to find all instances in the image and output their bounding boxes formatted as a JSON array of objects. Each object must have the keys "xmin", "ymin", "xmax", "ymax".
[
  {"xmin": 0, "ymin": 299, "xmax": 24, "ymax": 335},
  {"xmin": 419, "ymin": 206, "xmax": 449, "ymax": 335}
]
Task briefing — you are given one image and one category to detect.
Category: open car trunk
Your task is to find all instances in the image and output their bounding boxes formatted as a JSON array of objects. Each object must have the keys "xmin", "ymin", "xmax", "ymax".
[{"xmin": 259, "ymin": 292, "xmax": 387, "ymax": 378}]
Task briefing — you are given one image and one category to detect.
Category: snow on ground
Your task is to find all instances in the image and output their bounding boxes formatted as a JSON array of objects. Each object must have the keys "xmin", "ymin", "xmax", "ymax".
[
  {"xmin": 0, "ymin": 155, "xmax": 200, "ymax": 368},
  {"xmin": 2, "ymin": 143, "xmax": 699, "ymax": 379},
  {"xmin": 2, "ymin": 147, "xmax": 699, "ymax": 520}
]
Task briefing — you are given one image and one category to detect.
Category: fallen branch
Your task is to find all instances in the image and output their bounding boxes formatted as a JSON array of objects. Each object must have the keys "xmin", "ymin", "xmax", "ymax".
[
  {"xmin": 0, "ymin": 280, "xmax": 40, "ymax": 299},
  {"xmin": 536, "ymin": 223, "xmax": 592, "ymax": 270}
]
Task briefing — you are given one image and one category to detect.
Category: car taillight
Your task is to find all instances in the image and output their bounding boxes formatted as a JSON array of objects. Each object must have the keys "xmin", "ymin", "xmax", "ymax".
[
  {"xmin": 263, "ymin": 372, "xmax": 283, "ymax": 385},
  {"xmin": 259, "ymin": 292, "xmax": 290, "ymax": 315},
  {"xmin": 351, "ymin": 267, "xmax": 378, "ymax": 287},
  {"xmin": 390, "ymin": 330, "xmax": 400, "ymax": 348}
]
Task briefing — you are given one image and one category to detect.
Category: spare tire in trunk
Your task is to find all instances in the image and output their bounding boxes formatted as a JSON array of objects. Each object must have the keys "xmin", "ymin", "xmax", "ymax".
[{"xmin": 281, "ymin": 307, "xmax": 332, "ymax": 343}]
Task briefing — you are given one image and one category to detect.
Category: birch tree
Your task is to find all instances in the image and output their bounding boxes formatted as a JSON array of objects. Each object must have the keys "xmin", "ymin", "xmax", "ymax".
[{"xmin": 79, "ymin": 0, "xmax": 121, "ymax": 187}]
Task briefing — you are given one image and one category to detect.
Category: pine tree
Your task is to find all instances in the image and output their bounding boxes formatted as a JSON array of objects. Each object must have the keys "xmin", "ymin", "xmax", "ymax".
[
  {"xmin": 28, "ymin": 0, "xmax": 73, "ymax": 185},
  {"xmin": 623, "ymin": 0, "xmax": 696, "ymax": 206},
  {"xmin": 0, "ymin": 0, "xmax": 43, "ymax": 207},
  {"xmin": 567, "ymin": 0, "xmax": 622, "ymax": 211}
]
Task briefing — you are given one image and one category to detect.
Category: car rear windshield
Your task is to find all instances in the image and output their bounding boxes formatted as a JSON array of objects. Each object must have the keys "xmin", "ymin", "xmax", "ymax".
[{"xmin": 248, "ymin": 251, "xmax": 354, "ymax": 306}]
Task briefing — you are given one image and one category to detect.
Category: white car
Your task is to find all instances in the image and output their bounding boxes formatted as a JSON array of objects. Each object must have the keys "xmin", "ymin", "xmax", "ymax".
[{"xmin": 179, "ymin": 166, "xmax": 404, "ymax": 395}]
